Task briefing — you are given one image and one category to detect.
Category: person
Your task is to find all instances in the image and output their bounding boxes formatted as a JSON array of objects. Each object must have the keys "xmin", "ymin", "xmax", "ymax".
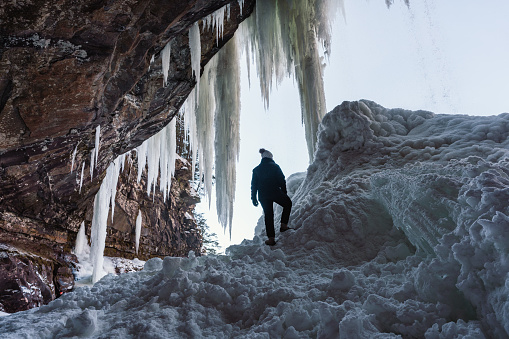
[{"xmin": 251, "ymin": 148, "xmax": 293, "ymax": 246}]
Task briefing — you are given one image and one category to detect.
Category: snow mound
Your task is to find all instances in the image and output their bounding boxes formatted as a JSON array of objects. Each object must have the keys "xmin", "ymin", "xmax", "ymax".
[{"xmin": 1, "ymin": 100, "xmax": 508, "ymax": 338}]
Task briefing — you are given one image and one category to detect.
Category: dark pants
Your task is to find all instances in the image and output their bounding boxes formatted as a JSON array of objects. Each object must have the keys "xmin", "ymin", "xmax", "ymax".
[{"xmin": 260, "ymin": 191, "xmax": 292, "ymax": 238}]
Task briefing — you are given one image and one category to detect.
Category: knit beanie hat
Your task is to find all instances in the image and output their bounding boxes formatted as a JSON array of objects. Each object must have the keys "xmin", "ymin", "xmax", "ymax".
[{"xmin": 259, "ymin": 148, "xmax": 273, "ymax": 159}]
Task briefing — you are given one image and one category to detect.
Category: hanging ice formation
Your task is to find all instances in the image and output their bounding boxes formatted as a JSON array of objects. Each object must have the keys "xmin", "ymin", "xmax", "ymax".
[
  {"xmin": 136, "ymin": 118, "xmax": 177, "ymax": 200},
  {"xmin": 213, "ymin": 39, "xmax": 240, "ymax": 235},
  {"xmin": 178, "ymin": 0, "xmax": 339, "ymax": 232},
  {"xmin": 135, "ymin": 210, "xmax": 142, "ymax": 255},
  {"xmin": 86, "ymin": 0, "xmax": 338, "ymax": 277},
  {"xmin": 89, "ymin": 149, "xmax": 95, "ymax": 179},
  {"xmin": 79, "ymin": 162, "xmax": 85, "ymax": 193},
  {"xmin": 238, "ymin": 0, "xmax": 245, "ymax": 15},
  {"xmin": 70, "ymin": 143, "xmax": 78, "ymax": 173},
  {"xmin": 74, "ymin": 221, "xmax": 88, "ymax": 258},
  {"xmin": 179, "ymin": 4, "xmax": 242, "ymax": 234},
  {"xmin": 189, "ymin": 22, "xmax": 201, "ymax": 97},
  {"xmin": 161, "ymin": 42, "xmax": 171, "ymax": 86},
  {"xmin": 237, "ymin": 0, "xmax": 339, "ymax": 161},
  {"xmin": 183, "ymin": 21, "xmax": 203, "ymax": 184},
  {"xmin": 89, "ymin": 125, "xmax": 101, "ymax": 179},
  {"xmin": 90, "ymin": 153, "xmax": 128, "ymax": 283},
  {"xmin": 180, "ymin": 0, "xmax": 338, "ymax": 231},
  {"xmin": 87, "ymin": 114, "xmax": 177, "ymax": 282},
  {"xmin": 191, "ymin": 61, "xmax": 216, "ymax": 206},
  {"xmin": 202, "ymin": 4, "xmax": 231, "ymax": 45}
]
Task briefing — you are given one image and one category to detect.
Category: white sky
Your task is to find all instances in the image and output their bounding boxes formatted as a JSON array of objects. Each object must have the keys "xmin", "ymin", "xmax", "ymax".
[{"xmin": 198, "ymin": 0, "xmax": 509, "ymax": 252}]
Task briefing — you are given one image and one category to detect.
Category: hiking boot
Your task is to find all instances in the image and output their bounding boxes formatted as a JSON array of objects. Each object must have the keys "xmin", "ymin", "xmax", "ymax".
[
  {"xmin": 265, "ymin": 237, "xmax": 276, "ymax": 246},
  {"xmin": 280, "ymin": 223, "xmax": 291, "ymax": 232}
]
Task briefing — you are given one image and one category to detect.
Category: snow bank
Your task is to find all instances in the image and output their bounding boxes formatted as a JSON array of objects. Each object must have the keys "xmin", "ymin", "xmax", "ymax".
[
  {"xmin": 1, "ymin": 101, "xmax": 508, "ymax": 338},
  {"xmin": 291, "ymin": 100, "xmax": 509, "ymax": 337}
]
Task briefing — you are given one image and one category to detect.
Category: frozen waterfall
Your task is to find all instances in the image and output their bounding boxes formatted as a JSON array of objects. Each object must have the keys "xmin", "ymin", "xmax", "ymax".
[
  {"xmin": 180, "ymin": 0, "xmax": 339, "ymax": 232},
  {"xmin": 84, "ymin": 0, "xmax": 347, "ymax": 277}
]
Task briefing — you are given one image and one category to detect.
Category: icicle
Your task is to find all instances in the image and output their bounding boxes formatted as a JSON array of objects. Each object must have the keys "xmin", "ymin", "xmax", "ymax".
[
  {"xmin": 136, "ymin": 142, "xmax": 148, "ymax": 183},
  {"xmin": 90, "ymin": 163, "xmax": 113, "ymax": 283},
  {"xmin": 79, "ymin": 162, "xmax": 85, "ymax": 193},
  {"xmin": 213, "ymin": 38, "xmax": 241, "ymax": 235},
  {"xmin": 74, "ymin": 221, "xmax": 88, "ymax": 258},
  {"xmin": 89, "ymin": 125, "xmax": 101, "ymax": 179},
  {"xmin": 179, "ymin": 27, "xmax": 241, "ymax": 233},
  {"xmin": 167, "ymin": 119, "xmax": 178, "ymax": 196},
  {"xmin": 158, "ymin": 119, "xmax": 177, "ymax": 201},
  {"xmin": 135, "ymin": 210, "xmax": 142, "ymax": 255},
  {"xmin": 119, "ymin": 151, "xmax": 129, "ymax": 173},
  {"xmin": 214, "ymin": 8, "xmax": 225, "ymax": 44},
  {"xmin": 89, "ymin": 154, "xmax": 125, "ymax": 283},
  {"xmin": 161, "ymin": 41, "xmax": 171, "ymax": 86},
  {"xmin": 109, "ymin": 154, "xmax": 127, "ymax": 223},
  {"xmin": 183, "ymin": 90, "xmax": 199, "ymax": 181},
  {"xmin": 136, "ymin": 118, "xmax": 178, "ymax": 200},
  {"xmin": 95, "ymin": 125, "xmax": 100, "ymax": 167},
  {"xmin": 148, "ymin": 54, "xmax": 155, "ymax": 71},
  {"xmin": 202, "ymin": 5, "xmax": 228, "ymax": 45},
  {"xmin": 238, "ymin": 0, "xmax": 245, "ymax": 15},
  {"xmin": 189, "ymin": 22, "xmax": 201, "ymax": 98},
  {"xmin": 90, "ymin": 147, "xmax": 95, "ymax": 179},
  {"xmin": 145, "ymin": 135, "xmax": 158, "ymax": 197},
  {"xmin": 89, "ymin": 118, "xmax": 177, "ymax": 282},
  {"xmin": 203, "ymin": 6, "xmax": 229, "ymax": 45},
  {"xmin": 196, "ymin": 61, "xmax": 216, "ymax": 206},
  {"xmin": 70, "ymin": 143, "xmax": 78, "ymax": 173},
  {"xmin": 159, "ymin": 128, "xmax": 169, "ymax": 198}
]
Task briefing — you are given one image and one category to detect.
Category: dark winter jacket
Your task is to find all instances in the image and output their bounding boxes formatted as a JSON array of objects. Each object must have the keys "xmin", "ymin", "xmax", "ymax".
[{"xmin": 251, "ymin": 158, "xmax": 287, "ymax": 202}]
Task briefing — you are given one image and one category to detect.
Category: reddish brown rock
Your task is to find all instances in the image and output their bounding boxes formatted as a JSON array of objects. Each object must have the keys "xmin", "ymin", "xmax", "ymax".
[{"xmin": 0, "ymin": 244, "xmax": 74, "ymax": 313}]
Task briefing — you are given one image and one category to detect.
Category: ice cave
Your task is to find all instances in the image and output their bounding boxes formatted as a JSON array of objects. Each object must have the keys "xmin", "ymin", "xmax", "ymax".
[{"xmin": 0, "ymin": 0, "xmax": 508, "ymax": 338}]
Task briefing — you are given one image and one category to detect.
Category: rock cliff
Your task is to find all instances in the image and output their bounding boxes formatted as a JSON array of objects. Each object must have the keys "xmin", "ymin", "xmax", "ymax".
[{"xmin": 0, "ymin": 0, "xmax": 255, "ymax": 313}]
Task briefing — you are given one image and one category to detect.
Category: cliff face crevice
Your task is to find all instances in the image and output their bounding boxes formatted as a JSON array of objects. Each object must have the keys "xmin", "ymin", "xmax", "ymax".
[{"xmin": 0, "ymin": 0, "xmax": 255, "ymax": 313}]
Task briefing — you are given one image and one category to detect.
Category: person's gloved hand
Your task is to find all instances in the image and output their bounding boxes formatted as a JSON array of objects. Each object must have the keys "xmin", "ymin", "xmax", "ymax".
[{"xmin": 252, "ymin": 198, "xmax": 258, "ymax": 207}]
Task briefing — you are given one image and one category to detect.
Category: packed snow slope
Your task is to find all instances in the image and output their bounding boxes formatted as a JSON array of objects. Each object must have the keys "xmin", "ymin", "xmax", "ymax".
[{"xmin": 1, "ymin": 100, "xmax": 508, "ymax": 338}]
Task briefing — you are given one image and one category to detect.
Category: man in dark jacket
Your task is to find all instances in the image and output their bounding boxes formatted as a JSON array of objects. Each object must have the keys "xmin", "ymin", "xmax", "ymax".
[{"xmin": 251, "ymin": 148, "xmax": 292, "ymax": 246}]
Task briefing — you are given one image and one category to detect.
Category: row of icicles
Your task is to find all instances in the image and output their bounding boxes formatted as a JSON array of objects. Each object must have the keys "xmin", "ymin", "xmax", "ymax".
[{"xmin": 71, "ymin": 0, "xmax": 340, "ymax": 283}]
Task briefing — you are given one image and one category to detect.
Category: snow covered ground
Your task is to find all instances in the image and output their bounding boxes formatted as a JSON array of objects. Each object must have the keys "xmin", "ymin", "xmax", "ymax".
[{"xmin": 0, "ymin": 100, "xmax": 508, "ymax": 338}]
